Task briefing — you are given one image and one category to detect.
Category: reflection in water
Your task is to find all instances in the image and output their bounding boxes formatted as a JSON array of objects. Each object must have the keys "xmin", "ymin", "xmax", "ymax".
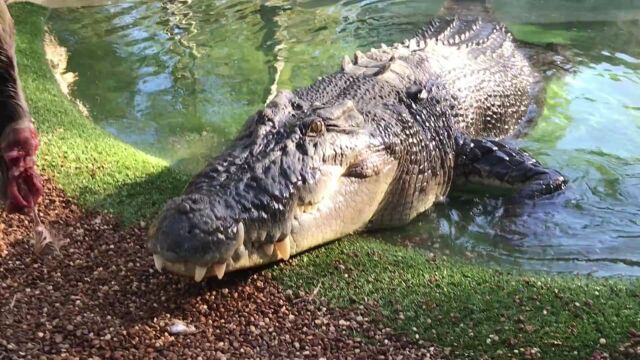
[
  {"xmin": 48, "ymin": 0, "xmax": 640, "ymax": 276},
  {"xmin": 8, "ymin": 0, "xmax": 123, "ymax": 8}
]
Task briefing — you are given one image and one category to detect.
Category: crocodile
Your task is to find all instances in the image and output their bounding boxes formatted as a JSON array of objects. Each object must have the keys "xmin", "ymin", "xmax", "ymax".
[{"xmin": 148, "ymin": 2, "xmax": 567, "ymax": 281}]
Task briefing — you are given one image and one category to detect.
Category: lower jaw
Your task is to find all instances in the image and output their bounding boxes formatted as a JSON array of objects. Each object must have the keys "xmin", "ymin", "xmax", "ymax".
[{"xmin": 155, "ymin": 251, "xmax": 287, "ymax": 281}]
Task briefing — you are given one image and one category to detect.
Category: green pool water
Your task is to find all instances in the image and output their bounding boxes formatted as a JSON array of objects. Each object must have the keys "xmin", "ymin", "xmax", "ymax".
[{"xmin": 47, "ymin": 0, "xmax": 640, "ymax": 276}]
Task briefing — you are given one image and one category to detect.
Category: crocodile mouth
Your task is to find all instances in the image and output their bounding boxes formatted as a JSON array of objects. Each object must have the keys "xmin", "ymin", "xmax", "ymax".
[
  {"xmin": 151, "ymin": 219, "xmax": 297, "ymax": 282},
  {"xmin": 149, "ymin": 162, "xmax": 397, "ymax": 282},
  {"xmin": 150, "ymin": 186, "xmax": 331, "ymax": 282}
]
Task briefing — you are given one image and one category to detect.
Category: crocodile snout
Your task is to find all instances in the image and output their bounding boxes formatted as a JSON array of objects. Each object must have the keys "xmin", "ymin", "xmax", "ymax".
[{"xmin": 147, "ymin": 194, "xmax": 244, "ymax": 281}]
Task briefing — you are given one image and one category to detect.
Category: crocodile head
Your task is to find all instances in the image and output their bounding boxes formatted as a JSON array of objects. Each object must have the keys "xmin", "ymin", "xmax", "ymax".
[{"xmin": 147, "ymin": 90, "xmax": 398, "ymax": 281}]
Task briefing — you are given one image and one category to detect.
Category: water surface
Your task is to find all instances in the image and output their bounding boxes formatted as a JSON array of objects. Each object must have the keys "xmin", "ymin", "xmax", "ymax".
[{"xmin": 48, "ymin": 0, "xmax": 640, "ymax": 276}]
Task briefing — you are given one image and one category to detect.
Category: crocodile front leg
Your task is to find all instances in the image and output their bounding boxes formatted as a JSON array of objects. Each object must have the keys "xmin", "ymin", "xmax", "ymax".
[{"xmin": 453, "ymin": 135, "xmax": 567, "ymax": 199}]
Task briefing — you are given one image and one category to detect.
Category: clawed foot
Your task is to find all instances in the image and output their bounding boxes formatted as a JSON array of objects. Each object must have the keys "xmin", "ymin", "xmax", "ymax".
[{"xmin": 514, "ymin": 169, "xmax": 568, "ymax": 200}]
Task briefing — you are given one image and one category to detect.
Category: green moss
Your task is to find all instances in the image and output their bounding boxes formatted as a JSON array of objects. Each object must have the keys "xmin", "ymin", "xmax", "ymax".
[
  {"xmin": 11, "ymin": 4, "xmax": 640, "ymax": 358},
  {"xmin": 273, "ymin": 239, "xmax": 640, "ymax": 358},
  {"xmin": 11, "ymin": 4, "xmax": 189, "ymax": 223}
]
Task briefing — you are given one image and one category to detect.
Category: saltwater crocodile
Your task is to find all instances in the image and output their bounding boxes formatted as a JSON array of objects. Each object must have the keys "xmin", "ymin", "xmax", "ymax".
[{"xmin": 148, "ymin": 3, "xmax": 567, "ymax": 281}]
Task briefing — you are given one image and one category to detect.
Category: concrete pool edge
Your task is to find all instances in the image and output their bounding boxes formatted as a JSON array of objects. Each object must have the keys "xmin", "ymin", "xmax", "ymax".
[{"xmin": 10, "ymin": 3, "xmax": 640, "ymax": 358}]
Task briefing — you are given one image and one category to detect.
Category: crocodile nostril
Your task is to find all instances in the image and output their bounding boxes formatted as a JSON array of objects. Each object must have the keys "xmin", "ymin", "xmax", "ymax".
[{"xmin": 178, "ymin": 203, "xmax": 191, "ymax": 214}]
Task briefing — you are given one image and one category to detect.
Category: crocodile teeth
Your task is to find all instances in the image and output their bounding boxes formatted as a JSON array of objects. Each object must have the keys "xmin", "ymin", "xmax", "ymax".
[
  {"xmin": 262, "ymin": 243, "xmax": 274, "ymax": 256},
  {"xmin": 235, "ymin": 222, "xmax": 245, "ymax": 246},
  {"xmin": 282, "ymin": 221, "xmax": 293, "ymax": 237},
  {"xmin": 194, "ymin": 266, "xmax": 207, "ymax": 282},
  {"xmin": 213, "ymin": 262, "xmax": 226, "ymax": 280},
  {"xmin": 341, "ymin": 55, "xmax": 353, "ymax": 71},
  {"xmin": 153, "ymin": 255, "xmax": 163, "ymax": 272},
  {"xmin": 275, "ymin": 236, "xmax": 291, "ymax": 261},
  {"xmin": 257, "ymin": 229, "xmax": 268, "ymax": 242}
]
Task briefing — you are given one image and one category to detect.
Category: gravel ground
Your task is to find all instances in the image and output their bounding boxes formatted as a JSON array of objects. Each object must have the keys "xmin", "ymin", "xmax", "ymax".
[{"xmin": 0, "ymin": 178, "xmax": 441, "ymax": 359}]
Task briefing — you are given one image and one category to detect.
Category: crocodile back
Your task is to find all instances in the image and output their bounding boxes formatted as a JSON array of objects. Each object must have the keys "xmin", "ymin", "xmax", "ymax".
[{"xmin": 415, "ymin": 16, "xmax": 539, "ymax": 138}]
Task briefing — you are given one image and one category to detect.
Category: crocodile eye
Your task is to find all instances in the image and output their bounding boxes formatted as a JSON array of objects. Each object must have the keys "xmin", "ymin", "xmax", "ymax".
[{"xmin": 306, "ymin": 118, "xmax": 325, "ymax": 137}]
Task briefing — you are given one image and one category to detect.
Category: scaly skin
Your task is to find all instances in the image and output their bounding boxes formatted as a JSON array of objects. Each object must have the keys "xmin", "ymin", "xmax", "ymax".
[
  {"xmin": 0, "ymin": 1, "xmax": 42, "ymax": 214},
  {"xmin": 148, "ymin": 15, "xmax": 566, "ymax": 281}
]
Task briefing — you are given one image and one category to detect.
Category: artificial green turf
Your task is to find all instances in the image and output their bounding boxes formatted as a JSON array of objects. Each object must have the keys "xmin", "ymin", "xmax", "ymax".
[
  {"xmin": 11, "ymin": 3, "xmax": 640, "ymax": 358},
  {"xmin": 273, "ymin": 239, "xmax": 640, "ymax": 358},
  {"xmin": 12, "ymin": 3, "xmax": 188, "ymax": 224}
]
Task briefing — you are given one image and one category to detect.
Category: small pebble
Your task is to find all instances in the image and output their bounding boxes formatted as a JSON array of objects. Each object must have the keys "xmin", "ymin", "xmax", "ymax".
[{"xmin": 168, "ymin": 321, "xmax": 197, "ymax": 335}]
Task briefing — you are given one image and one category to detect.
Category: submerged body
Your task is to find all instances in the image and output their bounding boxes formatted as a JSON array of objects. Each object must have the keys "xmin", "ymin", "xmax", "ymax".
[{"xmin": 148, "ymin": 14, "xmax": 566, "ymax": 281}]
